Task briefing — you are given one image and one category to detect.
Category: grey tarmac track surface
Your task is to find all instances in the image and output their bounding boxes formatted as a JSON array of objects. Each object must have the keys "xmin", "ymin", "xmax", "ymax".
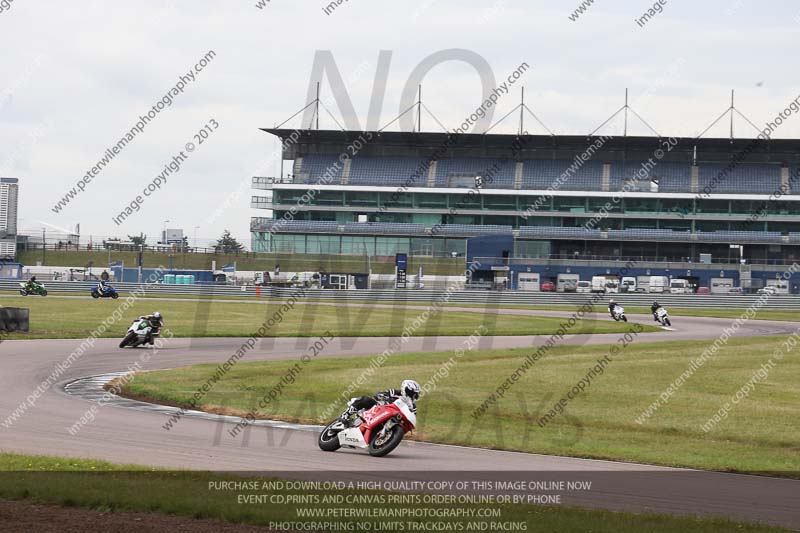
[{"xmin": 1, "ymin": 311, "xmax": 799, "ymax": 528}]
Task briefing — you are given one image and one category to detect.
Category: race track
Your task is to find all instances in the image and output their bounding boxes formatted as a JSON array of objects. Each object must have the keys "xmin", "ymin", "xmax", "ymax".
[{"xmin": 1, "ymin": 311, "xmax": 799, "ymax": 529}]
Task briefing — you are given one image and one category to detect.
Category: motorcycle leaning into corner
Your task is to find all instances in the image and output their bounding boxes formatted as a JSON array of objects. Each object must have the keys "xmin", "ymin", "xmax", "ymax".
[
  {"xmin": 19, "ymin": 281, "xmax": 47, "ymax": 296},
  {"xmin": 318, "ymin": 397, "xmax": 417, "ymax": 457},
  {"xmin": 119, "ymin": 317, "xmax": 160, "ymax": 348},
  {"xmin": 654, "ymin": 306, "xmax": 672, "ymax": 327},
  {"xmin": 611, "ymin": 304, "xmax": 627, "ymax": 322}
]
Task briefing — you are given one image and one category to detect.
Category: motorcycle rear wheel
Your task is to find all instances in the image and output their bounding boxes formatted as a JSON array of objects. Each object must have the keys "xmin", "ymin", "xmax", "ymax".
[
  {"xmin": 91, "ymin": 291, "xmax": 100, "ymax": 298},
  {"xmin": 318, "ymin": 420, "xmax": 343, "ymax": 451},
  {"xmin": 368, "ymin": 425, "xmax": 405, "ymax": 457}
]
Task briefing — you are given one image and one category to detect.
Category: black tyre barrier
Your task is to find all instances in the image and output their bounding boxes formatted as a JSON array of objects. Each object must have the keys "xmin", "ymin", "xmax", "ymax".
[{"xmin": 0, "ymin": 307, "xmax": 29, "ymax": 332}]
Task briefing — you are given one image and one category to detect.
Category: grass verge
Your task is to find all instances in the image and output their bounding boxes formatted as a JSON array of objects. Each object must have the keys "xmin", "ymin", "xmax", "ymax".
[
  {"xmin": 0, "ymin": 296, "xmax": 654, "ymax": 340},
  {"xmin": 0, "ymin": 453, "xmax": 786, "ymax": 532},
  {"xmin": 122, "ymin": 335, "xmax": 800, "ymax": 475}
]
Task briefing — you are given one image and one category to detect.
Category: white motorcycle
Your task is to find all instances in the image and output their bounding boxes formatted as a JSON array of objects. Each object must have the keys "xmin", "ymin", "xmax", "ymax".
[
  {"xmin": 611, "ymin": 305, "xmax": 627, "ymax": 322},
  {"xmin": 119, "ymin": 317, "xmax": 158, "ymax": 348},
  {"xmin": 655, "ymin": 307, "xmax": 671, "ymax": 327}
]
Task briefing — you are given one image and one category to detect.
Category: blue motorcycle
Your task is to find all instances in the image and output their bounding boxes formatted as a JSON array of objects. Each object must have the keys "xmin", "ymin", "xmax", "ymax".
[{"xmin": 91, "ymin": 285, "xmax": 119, "ymax": 299}]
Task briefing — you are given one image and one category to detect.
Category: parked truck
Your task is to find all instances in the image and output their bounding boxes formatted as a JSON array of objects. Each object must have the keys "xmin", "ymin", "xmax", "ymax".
[
  {"xmin": 649, "ymin": 276, "xmax": 670, "ymax": 293},
  {"xmin": 621, "ymin": 276, "xmax": 637, "ymax": 293},
  {"xmin": 557, "ymin": 273, "xmax": 580, "ymax": 293},
  {"xmin": 766, "ymin": 278, "xmax": 790, "ymax": 294},
  {"xmin": 517, "ymin": 272, "xmax": 540, "ymax": 291},
  {"xmin": 636, "ymin": 276, "xmax": 651, "ymax": 293},
  {"xmin": 710, "ymin": 277, "xmax": 733, "ymax": 294}
]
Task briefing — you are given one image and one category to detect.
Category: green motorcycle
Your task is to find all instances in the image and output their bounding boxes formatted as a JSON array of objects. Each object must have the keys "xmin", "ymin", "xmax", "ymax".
[{"xmin": 19, "ymin": 281, "xmax": 47, "ymax": 296}]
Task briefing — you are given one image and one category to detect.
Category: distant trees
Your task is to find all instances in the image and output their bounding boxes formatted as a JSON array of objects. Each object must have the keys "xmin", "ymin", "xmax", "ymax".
[
  {"xmin": 214, "ymin": 230, "xmax": 244, "ymax": 254},
  {"xmin": 127, "ymin": 233, "xmax": 147, "ymax": 245}
]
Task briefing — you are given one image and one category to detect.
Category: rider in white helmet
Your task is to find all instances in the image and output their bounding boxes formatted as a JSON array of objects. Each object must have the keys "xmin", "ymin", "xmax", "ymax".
[
  {"xmin": 340, "ymin": 379, "xmax": 420, "ymax": 425},
  {"xmin": 138, "ymin": 311, "xmax": 164, "ymax": 344},
  {"xmin": 608, "ymin": 299, "xmax": 617, "ymax": 318}
]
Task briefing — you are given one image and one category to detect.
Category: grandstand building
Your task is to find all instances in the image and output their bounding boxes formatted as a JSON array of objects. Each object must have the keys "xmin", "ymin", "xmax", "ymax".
[{"xmin": 252, "ymin": 128, "xmax": 800, "ymax": 260}]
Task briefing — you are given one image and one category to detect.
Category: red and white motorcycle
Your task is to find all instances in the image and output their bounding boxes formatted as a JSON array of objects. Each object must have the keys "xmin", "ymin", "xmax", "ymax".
[{"xmin": 318, "ymin": 397, "xmax": 416, "ymax": 457}]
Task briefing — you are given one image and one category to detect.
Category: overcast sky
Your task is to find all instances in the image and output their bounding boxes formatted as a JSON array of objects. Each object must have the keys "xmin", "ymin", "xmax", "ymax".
[{"xmin": 2, "ymin": 0, "xmax": 799, "ymax": 247}]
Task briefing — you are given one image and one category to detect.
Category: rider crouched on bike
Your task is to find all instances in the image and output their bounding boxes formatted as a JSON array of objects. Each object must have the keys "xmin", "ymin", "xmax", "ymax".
[
  {"xmin": 138, "ymin": 311, "xmax": 164, "ymax": 344},
  {"xmin": 340, "ymin": 379, "xmax": 420, "ymax": 426},
  {"xmin": 608, "ymin": 299, "xmax": 618, "ymax": 318},
  {"xmin": 98, "ymin": 279, "xmax": 110, "ymax": 293},
  {"xmin": 651, "ymin": 301, "xmax": 662, "ymax": 321}
]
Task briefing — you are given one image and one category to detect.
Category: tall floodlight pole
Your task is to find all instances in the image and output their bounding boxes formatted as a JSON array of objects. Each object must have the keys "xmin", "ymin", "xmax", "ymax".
[
  {"xmin": 417, "ymin": 85, "xmax": 422, "ymax": 133},
  {"xmin": 624, "ymin": 89, "xmax": 629, "ymax": 138},
  {"xmin": 316, "ymin": 82, "xmax": 320, "ymax": 130}
]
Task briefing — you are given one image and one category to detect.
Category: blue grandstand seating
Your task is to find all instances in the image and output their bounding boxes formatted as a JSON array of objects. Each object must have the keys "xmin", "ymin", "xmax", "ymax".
[
  {"xmin": 293, "ymin": 154, "xmax": 786, "ymax": 195},
  {"xmin": 610, "ymin": 161, "xmax": 692, "ymax": 192},
  {"xmin": 518, "ymin": 226, "xmax": 602, "ymax": 239},
  {"xmin": 520, "ymin": 159, "xmax": 604, "ymax": 190},
  {"xmin": 295, "ymin": 155, "xmax": 343, "ymax": 184},
  {"xmin": 433, "ymin": 158, "xmax": 516, "ymax": 188},
  {"xmin": 434, "ymin": 224, "xmax": 513, "ymax": 236},
  {"xmin": 255, "ymin": 220, "xmax": 339, "ymax": 233},
  {"xmin": 697, "ymin": 163, "xmax": 781, "ymax": 193},
  {"xmin": 343, "ymin": 222, "xmax": 425, "ymax": 235},
  {"xmin": 348, "ymin": 157, "xmax": 429, "ymax": 186}
]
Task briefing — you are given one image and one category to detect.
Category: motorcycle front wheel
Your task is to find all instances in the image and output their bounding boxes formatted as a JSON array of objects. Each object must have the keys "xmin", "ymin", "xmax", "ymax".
[
  {"xmin": 318, "ymin": 420, "xmax": 343, "ymax": 452},
  {"xmin": 622, "ymin": 315, "xmax": 627, "ymax": 322},
  {"xmin": 41, "ymin": 290, "xmax": 47, "ymax": 296},
  {"xmin": 119, "ymin": 332, "xmax": 135, "ymax": 348},
  {"xmin": 111, "ymin": 292, "xmax": 119, "ymax": 299},
  {"xmin": 665, "ymin": 318, "xmax": 671, "ymax": 327},
  {"xmin": 368, "ymin": 425, "xmax": 405, "ymax": 457},
  {"xmin": 19, "ymin": 290, "xmax": 26, "ymax": 296}
]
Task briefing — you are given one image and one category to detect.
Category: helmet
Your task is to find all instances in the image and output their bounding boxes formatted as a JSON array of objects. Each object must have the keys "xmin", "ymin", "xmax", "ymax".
[
  {"xmin": 609, "ymin": 299, "xmax": 616, "ymax": 305},
  {"xmin": 400, "ymin": 379, "xmax": 420, "ymax": 401},
  {"xmin": 652, "ymin": 301, "xmax": 659, "ymax": 307},
  {"xmin": 153, "ymin": 312, "xmax": 162, "ymax": 320}
]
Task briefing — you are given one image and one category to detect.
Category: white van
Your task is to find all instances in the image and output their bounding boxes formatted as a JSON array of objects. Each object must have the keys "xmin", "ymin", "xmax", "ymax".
[
  {"xmin": 576, "ymin": 280, "xmax": 592, "ymax": 293},
  {"xmin": 591, "ymin": 276, "xmax": 607, "ymax": 293},
  {"xmin": 605, "ymin": 278, "xmax": 620, "ymax": 293},
  {"xmin": 670, "ymin": 279, "xmax": 691, "ymax": 294}
]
